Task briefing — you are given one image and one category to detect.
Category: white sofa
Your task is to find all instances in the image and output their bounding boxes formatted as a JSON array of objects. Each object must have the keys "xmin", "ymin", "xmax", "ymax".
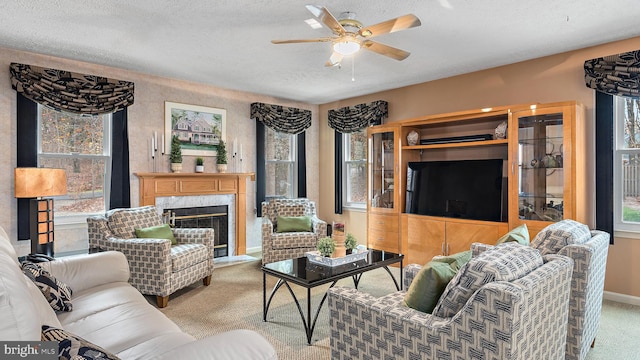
[{"xmin": 0, "ymin": 226, "xmax": 277, "ymax": 360}]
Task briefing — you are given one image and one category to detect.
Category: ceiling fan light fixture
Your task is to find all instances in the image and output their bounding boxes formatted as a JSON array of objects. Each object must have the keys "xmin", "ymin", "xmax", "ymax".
[{"xmin": 333, "ymin": 39, "xmax": 361, "ymax": 56}]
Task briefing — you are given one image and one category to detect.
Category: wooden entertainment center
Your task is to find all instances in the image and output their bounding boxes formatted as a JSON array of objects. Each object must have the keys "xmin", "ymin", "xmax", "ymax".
[{"xmin": 367, "ymin": 101, "xmax": 586, "ymax": 265}]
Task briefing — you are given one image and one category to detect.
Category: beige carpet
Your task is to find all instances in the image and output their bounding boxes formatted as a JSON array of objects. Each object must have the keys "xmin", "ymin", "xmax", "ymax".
[{"xmin": 159, "ymin": 258, "xmax": 640, "ymax": 360}]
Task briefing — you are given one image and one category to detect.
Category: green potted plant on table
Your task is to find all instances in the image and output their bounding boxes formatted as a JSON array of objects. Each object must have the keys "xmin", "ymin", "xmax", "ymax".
[
  {"xmin": 345, "ymin": 233, "xmax": 358, "ymax": 254},
  {"xmin": 216, "ymin": 140, "xmax": 228, "ymax": 173},
  {"xmin": 317, "ymin": 237, "xmax": 336, "ymax": 257},
  {"xmin": 195, "ymin": 157, "xmax": 204, "ymax": 173},
  {"xmin": 170, "ymin": 135, "xmax": 182, "ymax": 173}
]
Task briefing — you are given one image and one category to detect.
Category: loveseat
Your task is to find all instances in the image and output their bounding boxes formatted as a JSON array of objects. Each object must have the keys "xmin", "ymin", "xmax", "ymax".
[{"xmin": 0, "ymin": 226, "xmax": 277, "ymax": 360}]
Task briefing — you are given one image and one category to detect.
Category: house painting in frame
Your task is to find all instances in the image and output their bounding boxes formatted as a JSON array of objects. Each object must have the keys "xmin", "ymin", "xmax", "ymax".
[{"xmin": 164, "ymin": 101, "xmax": 226, "ymax": 157}]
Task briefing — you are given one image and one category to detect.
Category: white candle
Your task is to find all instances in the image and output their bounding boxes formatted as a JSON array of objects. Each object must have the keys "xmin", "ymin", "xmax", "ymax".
[
  {"xmin": 151, "ymin": 137, "xmax": 154, "ymax": 158},
  {"xmin": 233, "ymin": 138, "xmax": 238, "ymax": 156},
  {"xmin": 240, "ymin": 144, "xmax": 243, "ymax": 160},
  {"xmin": 161, "ymin": 134, "xmax": 165, "ymax": 155},
  {"xmin": 154, "ymin": 131, "xmax": 158, "ymax": 151}
]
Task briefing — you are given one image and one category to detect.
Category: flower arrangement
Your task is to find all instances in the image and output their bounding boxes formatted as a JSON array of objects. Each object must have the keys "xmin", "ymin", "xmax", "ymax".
[{"xmin": 317, "ymin": 236, "xmax": 336, "ymax": 257}]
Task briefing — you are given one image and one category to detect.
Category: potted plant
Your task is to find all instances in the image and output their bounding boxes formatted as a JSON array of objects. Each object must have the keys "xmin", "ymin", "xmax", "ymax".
[
  {"xmin": 317, "ymin": 236, "xmax": 336, "ymax": 257},
  {"xmin": 195, "ymin": 157, "xmax": 204, "ymax": 173},
  {"xmin": 216, "ymin": 139, "xmax": 228, "ymax": 173},
  {"xmin": 345, "ymin": 233, "xmax": 357, "ymax": 254},
  {"xmin": 170, "ymin": 135, "xmax": 182, "ymax": 173}
]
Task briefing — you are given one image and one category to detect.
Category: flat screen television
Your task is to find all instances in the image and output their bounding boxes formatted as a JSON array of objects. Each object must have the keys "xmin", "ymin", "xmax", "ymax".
[{"xmin": 405, "ymin": 159, "xmax": 506, "ymax": 222}]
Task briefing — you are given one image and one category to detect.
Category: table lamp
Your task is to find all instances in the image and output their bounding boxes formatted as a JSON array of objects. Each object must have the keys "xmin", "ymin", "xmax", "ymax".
[{"xmin": 14, "ymin": 167, "xmax": 67, "ymax": 256}]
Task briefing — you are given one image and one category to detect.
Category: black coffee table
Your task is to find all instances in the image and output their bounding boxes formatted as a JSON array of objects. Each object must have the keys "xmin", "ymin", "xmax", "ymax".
[{"xmin": 262, "ymin": 249, "xmax": 403, "ymax": 344}]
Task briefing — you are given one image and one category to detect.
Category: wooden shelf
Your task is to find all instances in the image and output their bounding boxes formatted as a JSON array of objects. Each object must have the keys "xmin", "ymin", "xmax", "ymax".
[{"xmin": 403, "ymin": 138, "xmax": 508, "ymax": 150}]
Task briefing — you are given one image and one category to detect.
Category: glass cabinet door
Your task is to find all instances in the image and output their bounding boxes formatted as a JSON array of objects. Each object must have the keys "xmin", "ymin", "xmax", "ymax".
[
  {"xmin": 369, "ymin": 130, "xmax": 395, "ymax": 209},
  {"xmin": 516, "ymin": 110, "xmax": 565, "ymax": 222}
]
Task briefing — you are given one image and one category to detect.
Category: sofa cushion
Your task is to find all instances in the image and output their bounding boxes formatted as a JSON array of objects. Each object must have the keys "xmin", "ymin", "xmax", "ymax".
[
  {"xmin": 403, "ymin": 250, "xmax": 472, "ymax": 313},
  {"xmin": 171, "ymin": 244, "xmax": 209, "ymax": 272},
  {"xmin": 21, "ymin": 262, "xmax": 73, "ymax": 312},
  {"xmin": 496, "ymin": 224, "xmax": 530, "ymax": 245},
  {"xmin": 42, "ymin": 325, "xmax": 120, "ymax": 360},
  {"xmin": 136, "ymin": 224, "xmax": 177, "ymax": 245},
  {"xmin": 276, "ymin": 215, "xmax": 312, "ymax": 233},
  {"xmin": 107, "ymin": 206, "xmax": 162, "ymax": 239},
  {"xmin": 0, "ymin": 253, "xmax": 41, "ymax": 340},
  {"xmin": 432, "ymin": 242, "xmax": 543, "ymax": 318},
  {"xmin": 270, "ymin": 232, "xmax": 317, "ymax": 249},
  {"xmin": 531, "ymin": 219, "xmax": 591, "ymax": 255}
]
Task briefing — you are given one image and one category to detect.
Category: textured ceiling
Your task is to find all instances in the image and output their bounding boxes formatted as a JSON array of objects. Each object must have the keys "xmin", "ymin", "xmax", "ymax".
[{"xmin": 2, "ymin": 1, "xmax": 640, "ymax": 104}]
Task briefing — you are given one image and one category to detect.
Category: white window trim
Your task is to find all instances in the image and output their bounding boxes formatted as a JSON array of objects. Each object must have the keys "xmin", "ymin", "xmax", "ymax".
[
  {"xmin": 265, "ymin": 129, "xmax": 298, "ymax": 198},
  {"xmin": 37, "ymin": 106, "xmax": 113, "ymax": 224},
  {"xmin": 342, "ymin": 132, "xmax": 366, "ymax": 210},
  {"xmin": 613, "ymin": 96, "xmax": 640, "ymax": 238}
]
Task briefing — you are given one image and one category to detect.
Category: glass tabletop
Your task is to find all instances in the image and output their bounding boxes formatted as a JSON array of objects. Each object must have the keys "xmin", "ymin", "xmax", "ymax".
[{"xmin": 262, "ymin": 249, "xmax": 403, "ymax": 287}]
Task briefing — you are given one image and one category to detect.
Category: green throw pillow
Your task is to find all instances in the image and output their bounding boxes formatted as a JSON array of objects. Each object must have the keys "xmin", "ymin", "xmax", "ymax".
[
  {"xmin": 135, "ymin": 224, "xmax": 176, "ymax": 245},
  {"xmin": 403, "ymin": 250, "xmax": 472, "ymax": 313},
  {"xmin": 276, "ymin": 215, "xmax": 312, "ymax": 233},
  {"xmin": 495, "ymin": 224, "xmax": 530, "ymax": 245}
]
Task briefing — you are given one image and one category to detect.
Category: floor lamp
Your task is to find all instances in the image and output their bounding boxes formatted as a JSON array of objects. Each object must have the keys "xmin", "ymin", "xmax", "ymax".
[{"xmin": 14, "ymin": 168, "xmax": 67, "ymax": 257}]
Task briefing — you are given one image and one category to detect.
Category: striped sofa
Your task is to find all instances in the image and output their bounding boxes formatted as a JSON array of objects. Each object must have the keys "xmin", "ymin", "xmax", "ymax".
[{"xmin": 328, "ymin": 244, "xmax": 574, "ymax": 360}]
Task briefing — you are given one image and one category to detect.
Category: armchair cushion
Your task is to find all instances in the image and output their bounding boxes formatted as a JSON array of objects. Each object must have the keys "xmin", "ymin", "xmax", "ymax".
[
  {"xmin": 270, "ymin": 232, "xmax": 318, "ymax": 249},
  {"xmin": 276, "ymin": 215, "xmax": 312, "ymax": 233},
  {"xmin": 403, "ymin": 250, "xmax": 472, "ymax": 313},
  {"xmin": 107, "ymin": 206, "xmax": 162, "ymax": 239},
  {"xmin": 135, "ymin": 224, "xmax": 177, "ymax": 245},
  {"xmin": 274, "ymin": 203, "xmax": 305, "ymax": 218},
  {"xmin": 433, "ymin": 242, "xmax": 543, "ymax": 318},
  {"xmin": 21, "ymin": 262, "xmax": 73, "ymax": 312},
  {"xmin": 531, "ymin": 219, "xmax": 591, "ymax": 255},
  {"xmin": 171, "ymin": 244, "xmax": 209, "ymax": 272},
  {"xmin": 496, "ymin": 223, "xmax": 530, "ymax": 245}
]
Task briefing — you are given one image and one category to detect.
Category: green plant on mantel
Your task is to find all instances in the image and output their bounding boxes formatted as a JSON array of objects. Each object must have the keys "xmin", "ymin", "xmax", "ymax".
[
  {"xmin": 217, "ymin": 140, "xmax": 228, "ymax": 164},
  {"xmin": 196, "ymin": 157, "xmax": 204, "ymax": 166},
  {"xmin": 317, "ymin": 237, "xmax": 336, "ymax": 257},
  {"xmin": 170, "ymin": 135, "xmax": 182, "ymax": 163}
]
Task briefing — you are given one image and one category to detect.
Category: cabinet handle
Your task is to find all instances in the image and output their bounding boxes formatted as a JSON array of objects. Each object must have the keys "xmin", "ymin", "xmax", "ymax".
[
  {"xmin": 446, "ymin": 243, "xmax": 450, "ymax": 255},
  {"xmin": 441, "ymin": 242, "xmax": 445, "ymax": 254},
  {"xmin": 512, "ymin": 162, "xmax": 515, "ymax": 175}
]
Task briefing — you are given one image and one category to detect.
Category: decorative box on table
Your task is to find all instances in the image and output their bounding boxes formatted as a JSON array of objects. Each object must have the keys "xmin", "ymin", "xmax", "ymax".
[{"xmin": 306, "ymin": 249, "xmax": 369, "ymax": 267}]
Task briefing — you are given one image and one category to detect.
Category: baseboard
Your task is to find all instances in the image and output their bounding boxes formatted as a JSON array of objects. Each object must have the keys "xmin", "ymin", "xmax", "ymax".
[
  {"xmin": 246, "ymin": 246, "xmax": 261, "ymax": 255},
  {"xmin": 603, "ymin": 291, "xmax": 640, "ymax": 306}
]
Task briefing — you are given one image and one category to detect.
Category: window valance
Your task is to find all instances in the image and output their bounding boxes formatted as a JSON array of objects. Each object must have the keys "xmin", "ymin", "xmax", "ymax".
[
  {"xmin": 250, "ymin": 102, "xmax": 311, "ymax": 134},
  {"xmin": 584, "ymin": 50, "xmax": 640, "ymax": 98},
  {"xmin": 10, "ymin": 63, "xmax": 135, "ymax": 115},
  {"xmin": 328, "ymin": 100, "xmax": 388, "ymax": 133}
]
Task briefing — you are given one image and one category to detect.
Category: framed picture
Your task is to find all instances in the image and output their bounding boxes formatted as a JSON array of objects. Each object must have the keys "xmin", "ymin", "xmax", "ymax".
[{"xmin": 164, "ymin": 101, "xmax": 226, "ymax": 157}]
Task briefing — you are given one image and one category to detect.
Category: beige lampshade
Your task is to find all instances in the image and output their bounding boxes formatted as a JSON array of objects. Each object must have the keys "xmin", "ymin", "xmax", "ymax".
[{"xmin": 14, "ymin": 168, "xmax": 67, "ymax": 198}]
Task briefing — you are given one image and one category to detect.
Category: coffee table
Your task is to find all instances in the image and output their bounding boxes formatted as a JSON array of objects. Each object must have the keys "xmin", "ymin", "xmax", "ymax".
[{"xmin": 262, "ymin": 249, "xmax": 403, "ymax": 344}]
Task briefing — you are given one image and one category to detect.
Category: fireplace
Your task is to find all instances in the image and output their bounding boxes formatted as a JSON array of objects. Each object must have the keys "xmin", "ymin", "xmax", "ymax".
[{"xmin": 163, "ymin": 205, "xmax": 228, "ymax": 258}]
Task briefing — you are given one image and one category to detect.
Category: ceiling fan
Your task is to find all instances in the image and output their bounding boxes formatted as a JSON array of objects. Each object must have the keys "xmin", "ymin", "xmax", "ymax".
[{"xmin": 272, "ymin": 5, "xmax": 421, "ymax": 67}]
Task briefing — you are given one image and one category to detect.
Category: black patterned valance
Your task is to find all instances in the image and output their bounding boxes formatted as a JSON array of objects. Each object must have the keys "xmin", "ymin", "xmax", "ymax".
[
  {"xmin": 10, "ymin": 63, "xmax": 135, "ymax": 115},
  {"xmin": 250, "ymin": 102, "xmax": 311, "ymax": 134},
  {"xmin": 328, "ymin": 100, "xmax": 388, "ymax": 133},
  {"xmin": 585, "ymin": 50, "xmax": 640, "ymax": 98}
]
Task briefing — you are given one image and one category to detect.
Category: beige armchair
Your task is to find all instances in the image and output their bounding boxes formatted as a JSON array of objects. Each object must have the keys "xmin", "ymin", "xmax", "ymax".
[
  {"xmin": 87, "ymin": 205, "xmax": 214, "ymax": 307},
  {"xmin": 261, "ymin": 198, "xmax": 327, "ymax": 264}
]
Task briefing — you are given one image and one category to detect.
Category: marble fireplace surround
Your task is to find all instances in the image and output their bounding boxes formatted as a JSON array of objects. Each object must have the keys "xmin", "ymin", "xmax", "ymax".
[{"xmin": 134, "ymin": 172, "xmax": 255, "ymax": 255}]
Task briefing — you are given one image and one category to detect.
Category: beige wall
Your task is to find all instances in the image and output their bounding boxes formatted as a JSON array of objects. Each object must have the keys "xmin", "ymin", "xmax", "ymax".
[
  {"xmin": 0, "ymin": 46, "xmax": 320, "ymax": 256},
  {"xmin": 318, "ymin": 36, "xmax": 640, "ymax": 298}
]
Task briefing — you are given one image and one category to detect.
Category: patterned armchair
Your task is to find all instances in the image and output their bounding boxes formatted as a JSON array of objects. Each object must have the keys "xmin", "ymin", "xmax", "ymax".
[
  {"xmin": 261, "ymin": 198, "xmax": 327, "ymax": 264},
  {"xmin": 328, "ymin": 245, "xmax": 574, "ymax": 360},
  {"xmin": 529, "ymin": 220, "xmax": 610, "ymax": 360},
  {"xmin": 87, "ymin": 205, "xmax": 214, "ymax": 308}
]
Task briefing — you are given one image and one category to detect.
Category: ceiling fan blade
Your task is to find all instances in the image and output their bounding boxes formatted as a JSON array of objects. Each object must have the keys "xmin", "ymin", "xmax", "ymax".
[
  {"xmin": 359, "ymin": 14, "xmax": 421, "ymax": 38},
  {"xmin": 325, "ymin": 52, "xmax": 344, "ymax": 67},
  {"xmin": 271, "ymin": 37, "xmax": 333, "ymax": 44},
  {"xmin": 362, "ymin": 40, "xmax": 411, "ymax": 61},
  {"xmin": 305, "ymin": 5, "xmax": 346, "ymax": 36}
]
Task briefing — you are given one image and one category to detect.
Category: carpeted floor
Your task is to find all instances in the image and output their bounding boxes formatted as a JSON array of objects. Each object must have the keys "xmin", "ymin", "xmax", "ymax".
[{"xmin": 158, "ymin": 258, "xmax": 640, "ymax": 360}]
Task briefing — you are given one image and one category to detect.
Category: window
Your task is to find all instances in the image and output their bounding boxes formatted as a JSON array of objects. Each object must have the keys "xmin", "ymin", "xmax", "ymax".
[
  {"xmin": 37, "ymin": 105, "xmax": 112, "ymax": 221},
  {"xmin": 264, "ymin": 127, "xmax": 297, "ymax": 198},
  {"xmin": 343, "ymin": 129, "xmax": 367, "ymax": 208},
  {"xmin": 614, "ymin": 96, "xmax": 640, "ymax": 231}
]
